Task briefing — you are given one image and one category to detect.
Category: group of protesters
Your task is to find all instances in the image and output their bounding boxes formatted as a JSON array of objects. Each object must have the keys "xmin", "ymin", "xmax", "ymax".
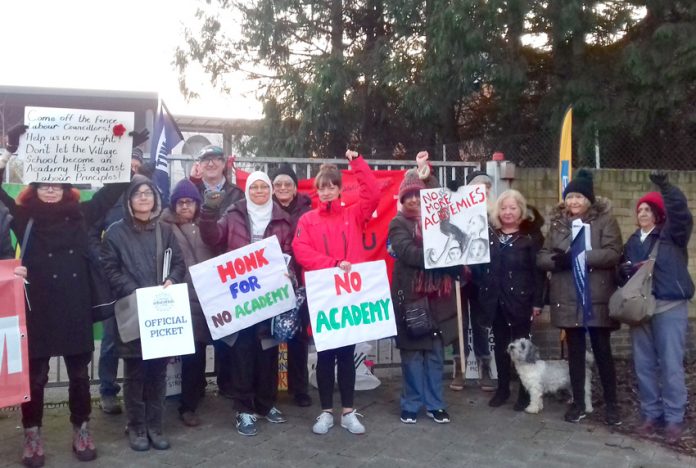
[{"xmin": 1, "ymin": 122, "xmax": 693, "ymax": 467}]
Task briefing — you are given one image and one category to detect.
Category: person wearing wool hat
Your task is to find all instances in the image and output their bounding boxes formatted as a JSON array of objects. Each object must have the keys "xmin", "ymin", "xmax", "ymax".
[
  {"xmin": 621, "ymin": 172, "xmax": 693, "ymax": 444},
  {"xmin": 199, "ymin": 170, "xmax": 294, "ymax": 437},
  {"xmin": 537, "ymin": 168, "xmax": 623, "ymax": 426},
  {"xmin": 268, "ymin": 163, "xmax": 314, "ymax": 408},
  {"xmin": 388, "ymin": 151, "xmax": 458, "ymax": 426},
  {"xmin": 159, "ymin": 179, "xmax": 212, "ymax": 428}
]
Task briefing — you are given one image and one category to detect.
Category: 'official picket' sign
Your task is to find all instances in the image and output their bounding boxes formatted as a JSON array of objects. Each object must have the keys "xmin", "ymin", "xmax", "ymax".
[{"xmin": 305, "ymin": 260, "xmax": 396, "ymax": 352}]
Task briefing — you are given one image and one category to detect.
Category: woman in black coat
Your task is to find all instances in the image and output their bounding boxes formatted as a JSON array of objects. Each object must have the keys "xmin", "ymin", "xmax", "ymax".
[
  {"xmin": 0, "ymin": 172, "xmax": 125, "ymax": 466},
  {"xmin": 101, "ymin": 175, "xmax": 186, "ymax": 452},
  {"xmin": 473, "ymin": 189, "xmax": 544, "ymax": 410},
  {"xmin": 388, "ymin": 163, "xmax": 458, "ymax": 425}
]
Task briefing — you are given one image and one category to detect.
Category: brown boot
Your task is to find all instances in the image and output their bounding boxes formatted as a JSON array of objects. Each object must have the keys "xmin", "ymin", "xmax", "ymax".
[
  {"xmin": 450, "ymin": 356, "xmax": 465, "ymax": 391},
  {"xmin": 22, "ymin": 426, "xmax": 45, "ymax": 468},
  {"xmin": 478, "ymin": 357, "xmax": 496, "ymax": 392}
]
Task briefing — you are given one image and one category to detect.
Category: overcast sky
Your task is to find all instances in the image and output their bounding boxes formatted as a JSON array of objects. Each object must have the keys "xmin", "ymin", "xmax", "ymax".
[{"xmin": 1, "ymin": 0, "xmax": 261, "ymax": 119}]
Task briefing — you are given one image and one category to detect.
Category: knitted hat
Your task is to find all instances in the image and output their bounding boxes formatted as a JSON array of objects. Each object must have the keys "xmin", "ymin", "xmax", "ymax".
[
  {"xmin": 466, "ymin": 170, "xmax": 492, "ymax": 186},
  {"xmin": 131, "ymin": 148, "xmax": 144, "ymax": 163},
  {"xmin": 269, "ymin": 163, "xmax": 298, "ymax": 187},
  {"xmin": 637, "ymin": 191, "xmax": 665, "ymax": 225},
  {"xmin": 398, "ymin": 169, "xmax": 426, "ymax": 203},
  {"xmin": 170, "ymin": 179, "xmax": 202, "ymax": 210},
  {"xmin": 563, "ymin": 169, "xmax": 595, "ymax": 204}
]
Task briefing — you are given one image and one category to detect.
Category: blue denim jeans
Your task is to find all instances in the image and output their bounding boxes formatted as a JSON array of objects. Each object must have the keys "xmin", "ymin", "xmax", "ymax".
[
  {"xmin": 631, "ymin": 302, "xmax": 688, "ymax": 424},
  {"xmin": 98, "ymin": 317, "xmax": 121, "ymax": 397},
  {"xmin": 400, "ymin": 339, "xmax": 445, "ymax": 413}
]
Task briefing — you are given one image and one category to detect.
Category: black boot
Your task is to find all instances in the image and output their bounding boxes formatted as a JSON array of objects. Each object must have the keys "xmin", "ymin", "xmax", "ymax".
[
  {"xmin": 513, "ymin": 385, "xmax": 530, "ymax": 412},
  {"xmin": 488, "ymin": 388, "xmax": 510, "ymax": 407}
]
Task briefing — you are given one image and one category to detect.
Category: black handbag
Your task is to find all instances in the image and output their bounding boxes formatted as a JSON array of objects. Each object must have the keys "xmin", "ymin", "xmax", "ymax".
[{"xmin": 400, "ymin": 294, "xmax": 436, "ymax": 338}]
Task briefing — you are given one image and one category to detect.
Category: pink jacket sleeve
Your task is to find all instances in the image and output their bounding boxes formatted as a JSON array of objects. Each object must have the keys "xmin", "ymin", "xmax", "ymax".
[
  {"xmin": 350, "ymin": 156, "xmax": 380, "ymax": 224},
  {"xmin": 292, "ymin": 213, "xmax": 339, "ymax": 271}
]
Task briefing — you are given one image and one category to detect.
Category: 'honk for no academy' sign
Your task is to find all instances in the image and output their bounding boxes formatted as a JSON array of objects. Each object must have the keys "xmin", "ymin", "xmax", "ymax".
[
  {"xmin": 189, "ymin": 236, "xmax": 296, "ymax": 340},
  {"xmin": 305, "ymin": 260, "xmax": 396, "ymax": 352}
]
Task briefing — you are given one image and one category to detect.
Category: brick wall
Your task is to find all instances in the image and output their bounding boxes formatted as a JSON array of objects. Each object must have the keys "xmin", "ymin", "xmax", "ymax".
[{"xmin": 510, "ymin": 168, "xmax": 696, "ymax": 358}]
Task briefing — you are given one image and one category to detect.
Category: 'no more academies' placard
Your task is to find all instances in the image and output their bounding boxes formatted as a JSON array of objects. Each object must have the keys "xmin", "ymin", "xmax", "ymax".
[
  {"xmin": 305, "ymin": 260, "xmax": 396, "ymax": 352},
  {"xmin": 18, "ymin": 107, "xmax": 133, "ymax": 184},
  {"xmin": 420, "ymin": 184, "xmax": 490, "ymax": 268},
  {"xmin": 189, "ymin": 236, "xmax": 296, "ymax": 340}
]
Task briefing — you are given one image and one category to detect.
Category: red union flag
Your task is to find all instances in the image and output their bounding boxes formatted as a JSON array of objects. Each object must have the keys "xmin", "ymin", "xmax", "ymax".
[{"xmin": 0, "ymin": 259, "xmax": 30, "ymax": 409}]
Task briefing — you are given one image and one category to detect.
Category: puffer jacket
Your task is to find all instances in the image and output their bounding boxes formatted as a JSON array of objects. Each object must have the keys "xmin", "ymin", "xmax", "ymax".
[
  {"xmin": 101, "ymin": 177, "xmax": 186, "ymax": 358},
  {"xmin": 473, "ymin": 207, "xmax": 545, "ymax": 326},
  {"xmin": 537, "ymin": 197, "xmax": 622, "ymax": 329},
  {"xmin": 199, "ymin": 198, "xmax": 294, "ymax": 346},
  {"xmin": 623, "ymin": 182, "xmax": 694, "ymax": 301},
  {"xmin": 388, "ymin": 212, "xmax": 458, "ymax": 351},
  {"xmin": 292, "ymin": 156, "xmax": 380, "ymax": 272},
  {"xmin": 160, "ymin": 208, "xmax": 215, "ymax": 344}
]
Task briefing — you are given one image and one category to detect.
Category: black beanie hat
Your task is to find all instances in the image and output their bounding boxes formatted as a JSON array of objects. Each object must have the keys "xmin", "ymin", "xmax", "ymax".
[
  {"xmin": 465, "ymin": 170, "xmax": 492, "ymax": 185},
  {"xmin": 269, "ymin": 163, "xmax": 299, "ymax": 187},
  {"xmin": 563, "ymin": 169, "xmax": 595, "ymax": 204}
]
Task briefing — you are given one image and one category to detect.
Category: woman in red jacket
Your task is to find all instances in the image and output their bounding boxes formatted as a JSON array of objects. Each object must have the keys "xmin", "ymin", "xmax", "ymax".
[{"xmin": 293, "ymin": 150, "xmax": 380, "ymax": 435}]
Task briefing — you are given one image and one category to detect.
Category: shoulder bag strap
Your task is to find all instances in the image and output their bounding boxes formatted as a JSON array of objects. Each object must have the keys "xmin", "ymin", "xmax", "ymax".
[
  {"xmin": 155, "ymin": 221, "xmax": 164, "ymax": 284},
  {"xmin": 647, "ymin": 236, "xmax": 660, "ymax": 260},
  {"xmin": 20, "ymin": 218, "xmax": 34, "ymax": 260}
]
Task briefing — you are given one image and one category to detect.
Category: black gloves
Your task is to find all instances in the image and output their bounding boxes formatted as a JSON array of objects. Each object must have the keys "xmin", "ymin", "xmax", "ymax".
[
  {"xmin": 6, "ymin": 124, "xmax": 28, "ymax": 153},
  {"xmin": 551, "ymin": 249, "xmax": 572, "ymax": 271},
  {"xmin": 619, "ymin": 261, "xmax": 636, "ymax": 280},
  {"xmin": 129, "ymin": 129, "xmax": 150, "ymax": 148},
  {"xmin": 203, "ymin": 190, "xmax": 224, "ymax": 210},
  {"xmin": 649, "ymin": 170, "xmax": 668, "ymax": 189}
]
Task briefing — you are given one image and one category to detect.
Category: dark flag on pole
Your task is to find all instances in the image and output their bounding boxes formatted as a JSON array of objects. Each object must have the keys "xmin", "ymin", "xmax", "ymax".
[
  {"xmin": 571, "ymin": 225, "xmax": 592, "ymax": 325},
  {"xmin": 150, "ymin": 101, "xmax": 183, "ymax": 205}
]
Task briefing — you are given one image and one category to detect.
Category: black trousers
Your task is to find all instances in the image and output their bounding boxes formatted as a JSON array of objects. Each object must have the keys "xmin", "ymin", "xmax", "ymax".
[
  {"xmin": 316, "ymin": 344, "xmax": 356, "ymax": 410},
  {"xmin": 179, "ymin": 342, "xmax": 208, "ymax": 414},
  {"xmin": 22, "ymin": 352, "xmax": 92, "ymax": 428},
  {"xmin": 491, "ymin": 314, "xmax": 531, "ymax": 394},
  {"xmin": 228, "ymin": 327, "xmax": 278, "ymax": 415},
  {"xmin": 565, "ymin": 327, "xmax": 617, "ymax": 408},
  {"xmin": 123, "ymin": 357, "xmax": 168, "ymax": 432},
  {"xmin": 214, "ymin": 341, "xmax": 233, "ymax": 394}
]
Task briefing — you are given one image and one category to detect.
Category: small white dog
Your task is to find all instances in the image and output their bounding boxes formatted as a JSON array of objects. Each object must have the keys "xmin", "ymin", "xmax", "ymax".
[{"xmin": 507, "ymin": 338, "xmax": 593, "ymax": 414}]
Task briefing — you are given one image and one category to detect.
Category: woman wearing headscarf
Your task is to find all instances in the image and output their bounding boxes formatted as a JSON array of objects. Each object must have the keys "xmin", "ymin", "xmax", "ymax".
[
  {"xmin": 269, "ymin": 163, "xmax": 314, "ymax": 407},
  {"xmin": 0, "ymin": 139, "xmax": 126, "ymax": 466},
  {"xmin": 159, "ymin": 179, "xmax": 214, "ymax": 427},
  {"xmin": 200, "ymin": 171, "xmax": 294, "ymax": 437},
  {"xmin": 101, "ymin": 175, "xmax": 186, "ymax": 452},
  {"xmin": 537, "ymin": 169, "xmax": 622, "ymax": 426},
  {"xmin": 621, "ymin": 172, "xmax": 693, "ymax": 444},
  {"xmin": 292, "ymin": 150, "xmax": 380, "ymax": 435},
  {"xmin": 473, "ymin": 190, "xmax": 545, "ymax": 410},
  {"xmin": 388, "ymin": 152, "xmax": 459, "ymax": 425}
]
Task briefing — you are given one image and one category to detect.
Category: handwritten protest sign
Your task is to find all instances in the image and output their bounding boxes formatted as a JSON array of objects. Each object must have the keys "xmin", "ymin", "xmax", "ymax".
[
  {"xmin": 17, "ymin": 106, "xmax": 133, "ymax": 184},
  {"xmin": 305, "ymin": 260, "xmax": 396, "ymax": 352},
  {"xmin": 0, "ymin": 260, "xmax": 30, "ymax": 408},
  {"xmin": 420, "ymin": 185, "xmax": 490, "ymax": 268},
  {"xmin": 136, "ymin": 284, "xmax": 194, "ymax": 360},
  {"xmin": 190, "ymin": 236, "xmax": 296, "ymax": 340}
]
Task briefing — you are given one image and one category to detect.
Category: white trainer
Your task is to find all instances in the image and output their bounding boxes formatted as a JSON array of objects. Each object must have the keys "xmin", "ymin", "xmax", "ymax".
[
  {"xmin": 312, "ymin": 411, "xmax": 335, "ymax": 435},
  {"xmin": 340, "ymin": 411, "xmax": 365, "ymax": 434}
]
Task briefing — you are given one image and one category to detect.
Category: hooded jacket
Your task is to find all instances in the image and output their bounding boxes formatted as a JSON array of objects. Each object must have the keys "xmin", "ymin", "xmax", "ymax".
[
  {"xmin": 537, "ymin": 197, "xmax": 622, "ymax": 329},
  {"xmin": 623, "ymin": 182, "xmax": 694, "ymax": 302},
  {"xmin": 101, "ymin": 176, "xmax": 186, "ymax": 358},
  {"xmin": 473, "ymin": 207, "xmax": 545, "ymax": 326},
  {"xmin": 0, "ymin": 179, "xmax": 127, "ymax": 358},
  {"xmin": 292, "ymin": 156, "xmax": 380, "ymax": 272}
]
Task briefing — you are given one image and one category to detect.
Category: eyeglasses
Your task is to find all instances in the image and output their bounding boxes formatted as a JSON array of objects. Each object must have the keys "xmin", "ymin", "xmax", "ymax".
[
  {"xmin": 37, "ymin": 184, "xmax": 64, "ymax": 192},
  {"xmin": 132, "ymin": 190, "xmax": 155, "ymax": 199},
  {"xmin": 273, "ymin": 181, "xmax": 295, "ymax": 189},
  {"xmin": 249, "ymin": 184, "xmax": 270, "ymax": 192},
  {"xmin": 200, "ymin": 156, "xmax": 224, "ymax": 165},
  {"xmin": 176, "ymin": 199, "xmax": 196, "ymax": 207}
]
